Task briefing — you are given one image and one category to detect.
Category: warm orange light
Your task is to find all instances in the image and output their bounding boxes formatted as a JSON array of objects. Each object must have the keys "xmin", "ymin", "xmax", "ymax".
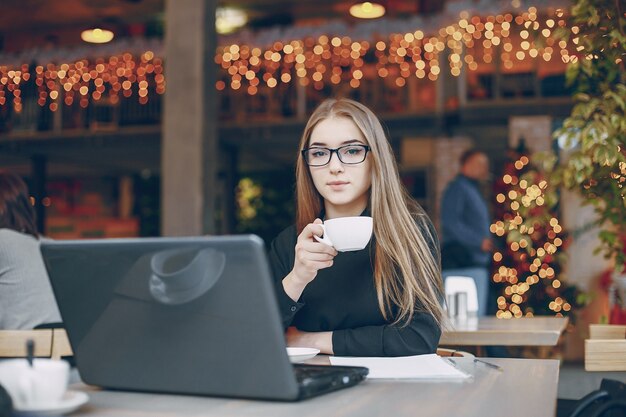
[
  {"xmin": 81, "ymin": 28, "xmax": 114, "ymax": 44},
  {"xmin": 349, "ymin": 2, "xmax": 385, "ymax": 19}
]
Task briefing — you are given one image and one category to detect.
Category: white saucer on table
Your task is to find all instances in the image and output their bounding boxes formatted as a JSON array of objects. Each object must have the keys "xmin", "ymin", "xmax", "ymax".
[
  {"xmin": 15, "ymin": 390, "xmax": 89, "ymax": 416},
  {"xmin": 286, "ymin": 347, "xmax": 320, "ymax": 363}
]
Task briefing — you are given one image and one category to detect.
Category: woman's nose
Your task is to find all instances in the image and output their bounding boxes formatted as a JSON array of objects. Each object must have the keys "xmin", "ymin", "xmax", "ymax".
[{"xmin": 327, "ymin": 151, "xmax": 344, "ymax": 172}]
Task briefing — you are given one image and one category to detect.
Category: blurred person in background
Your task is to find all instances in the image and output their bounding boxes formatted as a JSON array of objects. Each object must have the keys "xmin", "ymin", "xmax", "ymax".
[
  {"xmin": 440, "ymin": 149, "xmax": 493, "ymax": 317},
  {"xmin": 0, "ymin": 170, "xmax": 61, "ymax": 329}
]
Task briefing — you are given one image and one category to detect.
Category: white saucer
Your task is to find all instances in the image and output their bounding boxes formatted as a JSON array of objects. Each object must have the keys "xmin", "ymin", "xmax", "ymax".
[
  {"xmin": 287, "ymin": 347, "xmax": 320, "ymax": 363},
  {"xmin": 15, "ymin": 390, "xmax": 89, "ymax": 416}
]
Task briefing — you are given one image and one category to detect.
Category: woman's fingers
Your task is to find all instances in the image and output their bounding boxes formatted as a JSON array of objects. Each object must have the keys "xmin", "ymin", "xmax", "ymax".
[
  {"xmin": 296, "ymin": 249, "xmax": 335, "ymax": 263},
  {"xmin": 298, "ymin": 239, "xmax": 337, "ymax": 256},
  {"xmin": 297, "ymin": 221, "xmax": 337, "ymax": 256},
  {"xmin": 295, "ymin": 243, "xmax": 334, "ymax": 267},
  {"xmin": 291, "ymin": 220, "xmax": 338, "ymax": 284},
  {"xmin": 300, "ymin": 221, "xmax": 325, "ymax": 240}
]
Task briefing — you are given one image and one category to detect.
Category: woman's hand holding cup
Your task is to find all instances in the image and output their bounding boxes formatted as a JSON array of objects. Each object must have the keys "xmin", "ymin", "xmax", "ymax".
[
  {"xmin": 282, "ymin": 219, "xmax": 338, "ymax": 302},
  {"xmin": 283, "ymin": 216, "xmax": 373, "ymax": 302},
  {"xmin": 292, "ymin": 218, "xmax": 338, "ymax": 285}
]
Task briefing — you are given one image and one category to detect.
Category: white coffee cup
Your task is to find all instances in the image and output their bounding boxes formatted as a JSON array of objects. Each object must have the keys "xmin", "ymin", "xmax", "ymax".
[
  {"xmin": 313, "ymin": 216, "xmax": 373, "ymax": 252},
  {"xmin": 0, "ymin": 359, "xmax": 69, "ymax": 409}
]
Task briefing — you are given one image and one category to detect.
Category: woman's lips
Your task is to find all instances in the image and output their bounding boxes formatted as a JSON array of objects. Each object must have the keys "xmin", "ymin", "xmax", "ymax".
[{"xmin": 328, "ymin": 181, "xmax": 349, "ymax": 190}]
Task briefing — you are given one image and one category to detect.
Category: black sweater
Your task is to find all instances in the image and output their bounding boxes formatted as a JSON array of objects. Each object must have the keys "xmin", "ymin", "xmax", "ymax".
[{"xmin": 268, "ymin": 217, "xmax": 442, "ymax": 357}]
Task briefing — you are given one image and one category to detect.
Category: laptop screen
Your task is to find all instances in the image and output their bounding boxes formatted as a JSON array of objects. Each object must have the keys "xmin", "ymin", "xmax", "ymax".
[{"xmin": 41, "ymin": 235, "xmax": 303, "ymax": 400}]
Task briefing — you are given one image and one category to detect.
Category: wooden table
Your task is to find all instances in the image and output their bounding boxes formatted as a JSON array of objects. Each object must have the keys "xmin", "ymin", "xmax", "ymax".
[
  {"xmin": 70, "ymin": 358, "xmax": 559, "ymax": 417},
  {"xmin": 440, "ymin": 316, "xmax": 569, "ymax": 346}
]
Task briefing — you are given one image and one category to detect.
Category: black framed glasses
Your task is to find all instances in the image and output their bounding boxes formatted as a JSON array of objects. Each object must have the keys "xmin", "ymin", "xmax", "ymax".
[{"xmin": 301, "ymin": 144, "xmax": 370, "ymax": 167}]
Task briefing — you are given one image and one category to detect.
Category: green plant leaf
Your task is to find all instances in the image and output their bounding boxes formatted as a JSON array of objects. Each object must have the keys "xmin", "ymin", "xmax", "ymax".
[
  {"xmin": 607, "ymin": 91, "xmax": 626, "ymax": 111},
  {"xmin": 598, "ymin": 230, "xmax": 617, "ymax": 245}
]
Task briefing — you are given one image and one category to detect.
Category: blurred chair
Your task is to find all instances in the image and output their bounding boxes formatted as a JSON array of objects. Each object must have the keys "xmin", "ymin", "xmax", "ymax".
[
  {"xmin": 443, "ymin": 274, "xmax": 480, "ymax": 316},
  {"xmin": 557, "ymin": 378, "xmax": 626, "ymax": 417},
  {"xmin": 0, "ymin": 328, "xmax": 72, "ymax": 360},
  {"xmin": 436, "ymin": 347, "xmax": 474, "ymax": 358}
]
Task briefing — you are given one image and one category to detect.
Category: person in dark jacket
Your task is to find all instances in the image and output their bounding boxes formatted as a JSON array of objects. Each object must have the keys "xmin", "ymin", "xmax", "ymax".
[{"xmin": 440, "ymin": 149, "xmax": 493, "ymax": 316}]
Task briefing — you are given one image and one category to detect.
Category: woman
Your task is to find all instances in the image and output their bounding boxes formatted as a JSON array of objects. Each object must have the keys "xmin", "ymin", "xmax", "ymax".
[
  {"xmin": 0, "ymin": 170, "xmax": 61, "ymax": 329},
  {"xmin": 269, "ymin": 98, "xmax": 444, "ymax": 357}
]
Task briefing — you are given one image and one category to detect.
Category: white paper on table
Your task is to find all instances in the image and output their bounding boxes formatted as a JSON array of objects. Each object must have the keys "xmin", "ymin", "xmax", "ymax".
[{"xmin": 329, "ymin": 353, "xmax": 472, "ymax": 379}]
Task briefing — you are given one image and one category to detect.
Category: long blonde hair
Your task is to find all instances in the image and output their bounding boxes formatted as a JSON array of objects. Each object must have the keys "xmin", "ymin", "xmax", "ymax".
[{"xmin": 295, "ymin": 98, "xmax": 444, "ymax": 327}]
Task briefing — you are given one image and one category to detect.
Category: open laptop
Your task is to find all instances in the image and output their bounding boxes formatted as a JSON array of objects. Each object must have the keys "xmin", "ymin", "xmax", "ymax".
[{"xmin": 40, "ymin": 235, "xmax": 368, "ymax": 401}]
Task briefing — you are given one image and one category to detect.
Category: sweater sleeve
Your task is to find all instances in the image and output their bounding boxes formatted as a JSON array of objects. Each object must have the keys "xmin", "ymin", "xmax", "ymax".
[
  {"xmin": 267, "ymin": 226, "xmax": 305, "ymax": 329},
  {"xmin": 441, "ymin": 181, "xmax": 483, "ymax": 249},
  {"xmin": 332, "ymin": 310, "xmax": 441, "ymax": 356}
]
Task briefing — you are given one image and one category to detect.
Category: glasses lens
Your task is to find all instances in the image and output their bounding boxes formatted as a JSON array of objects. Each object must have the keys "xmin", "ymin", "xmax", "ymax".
[
  {"xmin": 304, "ymin": 148, "xmax": 331, "ymax": 166},
  {"xmin": 338, "ymin": 145, "xmax": 367, "ymax": 164}
]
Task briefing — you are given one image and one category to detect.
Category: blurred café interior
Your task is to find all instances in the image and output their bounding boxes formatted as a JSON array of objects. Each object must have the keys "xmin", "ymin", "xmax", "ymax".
[
  {"xmin": 0, "ymin": 0, "xmax": 625, "ymax": 406},
  {"xmin": 0, "ymin": 0, "xmax": 577, "ymax": 241}
]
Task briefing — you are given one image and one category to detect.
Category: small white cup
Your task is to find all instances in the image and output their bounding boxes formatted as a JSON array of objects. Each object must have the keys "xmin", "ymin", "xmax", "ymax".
[
  {"xmin": 314, "ymin": 216, "xmax": 373, "ymax": 252},
  {"xmin": 0, "ymin": 359, "xmax": 69, "ymax": 409}
]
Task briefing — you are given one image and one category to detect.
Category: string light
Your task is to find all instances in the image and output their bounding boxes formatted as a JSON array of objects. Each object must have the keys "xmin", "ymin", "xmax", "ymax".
[
  {"xmin": 491, "ymin": 151, "xmax": 573, "ymax": 319},
  {"xmin": 211, "ymin": 7, "xmax": 578, "ymax": 95},
  {"xmin": 0, "ymin": 7, "xmax": 581, "ymax": 110},
  {"xmin": 0, "ymin": 51, "xmax": 163, "ymax": 112}
]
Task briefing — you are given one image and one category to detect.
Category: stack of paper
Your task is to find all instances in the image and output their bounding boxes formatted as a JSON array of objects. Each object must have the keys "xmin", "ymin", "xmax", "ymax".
[{"xmin": 330, "ymin": 353, "xmax": 471, "ymax": 379}]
